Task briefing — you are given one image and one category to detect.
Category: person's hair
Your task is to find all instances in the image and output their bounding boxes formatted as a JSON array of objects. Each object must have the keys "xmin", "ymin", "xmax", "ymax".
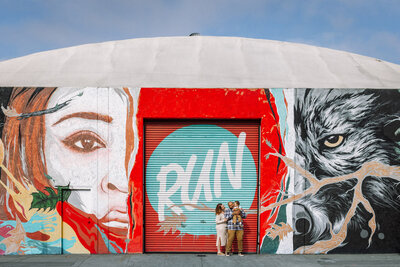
[
  {"xmin": 215, "ymin": 203, "xmax": 224, "ymax": 215},
  {"xmin": 235, "ymin": 200, "xmax": 240, "ymax": 206},
  {"xmin": 1, "ymin": 87, "xmax": 57, "ymax": 219}
]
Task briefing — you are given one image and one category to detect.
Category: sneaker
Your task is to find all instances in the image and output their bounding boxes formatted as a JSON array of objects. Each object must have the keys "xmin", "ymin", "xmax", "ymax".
[
  {"xmin": 238, "ymin": 253, "xmax": 244, "ymax": 257},
  {"xmin": 226, "ymin": 253, "xmax": 232, "ymax": 256}
]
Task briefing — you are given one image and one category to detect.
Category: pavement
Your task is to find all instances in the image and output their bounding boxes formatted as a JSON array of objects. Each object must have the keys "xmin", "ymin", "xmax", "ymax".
[{"xmin": 0, "ymin": 253, "xmax": 399, "ymax": 267}]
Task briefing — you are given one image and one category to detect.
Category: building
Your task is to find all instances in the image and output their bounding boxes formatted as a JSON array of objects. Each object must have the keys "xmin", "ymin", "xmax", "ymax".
[{"xmin": 0, "ymin": 36, "xmax": 399, "ymax": 254}]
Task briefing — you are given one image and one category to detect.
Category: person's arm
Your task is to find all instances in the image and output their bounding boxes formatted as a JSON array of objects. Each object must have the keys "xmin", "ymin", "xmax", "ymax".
[
  {"xmin": 224, "ymin": 209, "xmax": 233, "ymax": 221},
  {"xmin": 216, "ymin": 214, "xmax": 225, "ymax": 224},
  {"xmin": 240, "ymin": 208, "xmax": 247, "ymax": 219}
]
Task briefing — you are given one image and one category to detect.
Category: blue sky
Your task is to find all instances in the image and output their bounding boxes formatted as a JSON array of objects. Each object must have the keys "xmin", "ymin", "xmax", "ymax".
[{"xmin": 1, "ymin": 0, "xmax": 399, "ymax": 64}]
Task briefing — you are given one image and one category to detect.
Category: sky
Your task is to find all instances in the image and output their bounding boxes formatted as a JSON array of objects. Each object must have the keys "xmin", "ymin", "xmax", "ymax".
[{"xmin": 1, "ymin": 0, "xmax": 400, "ymax": 64}]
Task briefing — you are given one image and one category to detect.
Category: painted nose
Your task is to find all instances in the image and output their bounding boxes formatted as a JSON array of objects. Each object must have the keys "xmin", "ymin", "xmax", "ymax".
[
  {"xmin": 293, "ymin": 203, "xmax": 313, "ymax": 236},
  {"xmin": 101, "ymin": 164, "xmax": 129, "ymax": 194}
]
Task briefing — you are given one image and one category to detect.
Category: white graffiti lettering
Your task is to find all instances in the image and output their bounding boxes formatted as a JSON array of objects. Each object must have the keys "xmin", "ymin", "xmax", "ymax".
[{"xmin": 157, "ymin": 132, "xmax": 246, "ymax": 221}]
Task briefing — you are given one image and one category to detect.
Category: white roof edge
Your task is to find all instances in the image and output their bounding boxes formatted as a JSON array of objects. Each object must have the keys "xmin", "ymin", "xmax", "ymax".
[{"xmin": 0, "ymin": 36, "xmax": 399, "ymax": 88}]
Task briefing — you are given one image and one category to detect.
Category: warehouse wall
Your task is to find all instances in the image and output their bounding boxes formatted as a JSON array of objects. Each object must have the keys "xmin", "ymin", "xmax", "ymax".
[
  {"xmin": 261, "ymin": 89, "xmax": 400, "ymax": 254},
  {"xmin": 0, "ymin": 87, "xmax": 398, "ymax": 255}
]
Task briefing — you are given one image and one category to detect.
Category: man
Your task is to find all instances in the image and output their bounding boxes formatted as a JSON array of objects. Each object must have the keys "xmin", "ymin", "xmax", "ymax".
[{"xmin": 224, "ymin": 201, "xmax": 247, "ymax": 256}]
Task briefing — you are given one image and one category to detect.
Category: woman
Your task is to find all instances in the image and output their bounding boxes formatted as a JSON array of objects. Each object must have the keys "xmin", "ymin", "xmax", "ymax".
[
  {"xmin": 0, "ymin": 87, "xmax": 140, "ymax": 254},
  {"xmin": 215, "ymin": 203, "xmax": 227, "ymax": 256}
]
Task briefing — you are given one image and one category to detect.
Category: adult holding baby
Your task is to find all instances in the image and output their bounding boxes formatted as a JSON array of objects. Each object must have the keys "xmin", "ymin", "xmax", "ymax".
[{"xmin": 225, "ymin": 201, "xmax": 247, "ymax": 256}]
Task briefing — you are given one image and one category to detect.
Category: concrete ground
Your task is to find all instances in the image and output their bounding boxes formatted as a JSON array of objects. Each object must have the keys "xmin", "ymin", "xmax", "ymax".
[{"xmin": 0, "ymin": 253, "xmax": 399, "ymax": 267}]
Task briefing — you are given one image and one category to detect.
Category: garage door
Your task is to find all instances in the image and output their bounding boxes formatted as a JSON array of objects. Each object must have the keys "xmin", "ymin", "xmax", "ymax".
[{"xmin": 145, "ymin": 121, "xmax": 259, "ymax": 252}]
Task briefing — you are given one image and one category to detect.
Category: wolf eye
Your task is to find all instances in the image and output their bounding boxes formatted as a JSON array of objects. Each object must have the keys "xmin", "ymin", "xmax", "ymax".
[
  {"xmin": 62, "ymin": 131, "xmax": 106, "ymax": 153},
  {"xmin": 322, "ymin": 135, "xmax": 344, "ymax": 148}
]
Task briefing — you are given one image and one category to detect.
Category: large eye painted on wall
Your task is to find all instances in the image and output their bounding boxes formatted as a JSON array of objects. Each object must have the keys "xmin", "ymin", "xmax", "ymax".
[
  {"xmin": 321, "ymin": 134, "xmax": 344, "ymax": 148},
  {"xmin": 62, "ymin": 131, "xmax": 106, "ymax": 153}
]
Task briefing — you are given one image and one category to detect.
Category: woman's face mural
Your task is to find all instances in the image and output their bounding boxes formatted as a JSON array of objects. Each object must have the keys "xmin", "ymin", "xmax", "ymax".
[{"xmin": 45, "ymin": 88, "xmax": 136, "ymax": 229}]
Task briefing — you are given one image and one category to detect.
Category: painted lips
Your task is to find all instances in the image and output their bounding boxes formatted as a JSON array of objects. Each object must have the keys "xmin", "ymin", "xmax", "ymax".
[{"xmin": 99, "ymin": 210, "xmax": 130, "ymax": 229}]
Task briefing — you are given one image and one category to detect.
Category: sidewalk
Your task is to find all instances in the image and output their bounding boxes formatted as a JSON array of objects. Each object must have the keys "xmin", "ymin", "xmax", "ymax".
[{"xmin": 0, "ymin": 253, "xmax": 399, "ymax": 267}]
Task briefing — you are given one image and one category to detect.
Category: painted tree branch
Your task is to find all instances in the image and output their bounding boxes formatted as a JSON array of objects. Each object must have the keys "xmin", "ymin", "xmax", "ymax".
[
  {"xmin": 266, "ymin": 222, "xmax": 293, "ymax": 241},
  {"xmin": 156, "ymin": 213, "xmax": 187, "ymax": 235},
  {"xmin": 262, "ymin": 152, "xmax": 400, "ymax": 254}
]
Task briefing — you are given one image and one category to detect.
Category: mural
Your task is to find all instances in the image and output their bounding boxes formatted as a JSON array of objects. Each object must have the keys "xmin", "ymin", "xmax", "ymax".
[
  {"xmin": 0, "ymin": 87, "xmax": 398, "ymax": 254},
  {"xmin": 0, "ymin": 87, "xmax": 140, "ymax": 254},
  {"xmin": 261, "ymin": 89, "xmax": 400, "ymax": 254}
]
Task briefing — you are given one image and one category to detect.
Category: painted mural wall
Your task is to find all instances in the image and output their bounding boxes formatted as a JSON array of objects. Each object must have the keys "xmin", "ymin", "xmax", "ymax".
[
  {"xmin": 0, "ymin": 87, "xmax": 398, "ymax": 255},
  {"xmin": 0, "ymin": 87, "xmax": 140, "ymax": 254},
  {"xmin": 262, "ymin": 89, "xmax": 400, "ymax": 254}
]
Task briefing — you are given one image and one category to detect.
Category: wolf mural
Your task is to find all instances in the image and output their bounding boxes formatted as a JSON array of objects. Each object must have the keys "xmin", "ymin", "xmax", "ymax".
[
  {"xmin": 293, "ymin": 88, "xmax": 400, "ymax": 253},
  {"xmin": 263, "ymin": 88, "xmax": 400, "ymax": 253}
]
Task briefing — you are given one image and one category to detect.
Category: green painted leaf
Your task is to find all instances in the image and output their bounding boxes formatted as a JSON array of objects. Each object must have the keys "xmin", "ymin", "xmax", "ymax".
[
  {"xmin": 30, "ymin": 183, "xmax": 71, "ymax": 211},
  {"xmin": 56, "ymin": 185, "xmax": 72, "ymax": 202},
  {"xmin": 45, "ymin": 187, "xmax": 57, "ymax": 198},
  {"xmin": 30, "ymin": 191, "xmax": 50, "ymax": 210}
]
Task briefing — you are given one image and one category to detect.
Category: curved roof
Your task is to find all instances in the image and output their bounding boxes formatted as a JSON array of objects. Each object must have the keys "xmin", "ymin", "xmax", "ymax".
[{"xmin": 0, "ymin": 36, "xmax": 399, "ymax": 88}]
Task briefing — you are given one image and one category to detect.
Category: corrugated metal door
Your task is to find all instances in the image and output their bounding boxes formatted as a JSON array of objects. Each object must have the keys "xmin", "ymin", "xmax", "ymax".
[{"xmin": 145, "ymin": 121, "xmax": 259, "ymax": 252}]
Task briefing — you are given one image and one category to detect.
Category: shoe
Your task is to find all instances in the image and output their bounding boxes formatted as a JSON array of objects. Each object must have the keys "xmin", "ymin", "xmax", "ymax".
[
  {"xmin": 238, "ymin": 253, "xmax": 244, "ymax": 257},
  {"xmin": 217, "ymin": 252, "xmax": 225, "ymax": 256},
  {"xmin": 226, "ymin": 253, "xmax": 231, "ymax": 256}
]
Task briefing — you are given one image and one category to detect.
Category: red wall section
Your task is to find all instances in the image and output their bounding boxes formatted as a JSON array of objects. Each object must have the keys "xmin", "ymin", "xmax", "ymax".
[{"xmin": 127, "ymin": 88, "xmax": 286, "ymax": 253}]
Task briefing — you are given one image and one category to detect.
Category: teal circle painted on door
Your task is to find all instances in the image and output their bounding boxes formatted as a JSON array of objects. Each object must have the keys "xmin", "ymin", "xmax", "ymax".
[{"xmin": 146, "ymin": 124, "xmax": 257, "ymax": 236}]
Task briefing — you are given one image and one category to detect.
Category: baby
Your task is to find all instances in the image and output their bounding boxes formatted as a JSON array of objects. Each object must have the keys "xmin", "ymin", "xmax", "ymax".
[{"xmin": 232, "ymin": 201, "xmax": 243, "ymax": 227}]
